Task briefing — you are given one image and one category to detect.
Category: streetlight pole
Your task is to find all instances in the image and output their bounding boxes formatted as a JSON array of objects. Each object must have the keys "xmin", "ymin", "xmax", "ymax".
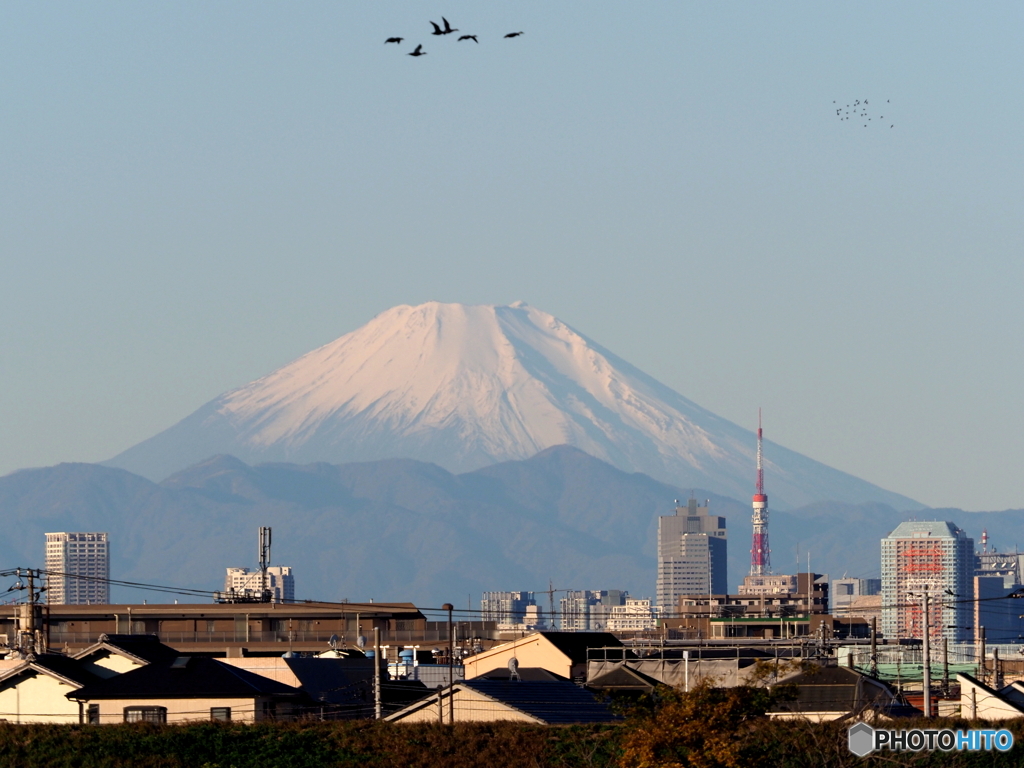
[{"xmin": 442, "ymin": 603, "xmax": 454, "ymax": 724}]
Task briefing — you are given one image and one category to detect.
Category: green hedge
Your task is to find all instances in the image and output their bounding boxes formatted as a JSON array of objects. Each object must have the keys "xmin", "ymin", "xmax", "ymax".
[
  {"xmin": 0, "ymin": 718, "xmax": 1022, "ymax": 768},
  {"xmin": 0, "ymin": 721, "xmax": 619, "ymax": 768}
]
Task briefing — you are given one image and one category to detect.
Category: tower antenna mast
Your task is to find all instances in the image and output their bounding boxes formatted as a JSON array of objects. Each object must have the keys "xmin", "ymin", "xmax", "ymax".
[
  {"xmin": 259, "ymin": 526, "xmax": 272, "ymax": 603},
  {"xmin": 750, "ymin": 409, "xmax": 771, "ymax": 576}
]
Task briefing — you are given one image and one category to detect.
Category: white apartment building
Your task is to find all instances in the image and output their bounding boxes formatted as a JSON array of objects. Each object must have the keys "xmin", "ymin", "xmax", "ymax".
[
  {"xmin": 559, "ymin": 590, "xmax": 628, "ymax": 631},
  {"xmin": 480, "ymin": 591, "xmax": 548, "ymax": 631},
  {"xmin": 45, "ymin": 532, "xmax": 110, "ymax": 605},
  {"xmin": 881, "ymin": 521, "xmax": 974, "ymax": 644},
  {"xmin": 605, "ymin": 598, "xmax": 661, "ymax": 632},
  {"xmin": 223, "ymin": 566, "xmax": 295, "ymax": 603}
]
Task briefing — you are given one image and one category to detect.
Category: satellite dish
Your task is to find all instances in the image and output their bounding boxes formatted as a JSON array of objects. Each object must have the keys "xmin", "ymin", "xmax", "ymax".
[
  {"xmin": 508, "ymin": 656, "xmax": 520, "ymax": 681},
  {"xmin": 328, "ymin": 634, "xmax": 339, "ymax": 650},
  {"xmin": 356, "ymin": 635, "xmax": 367, "ymax": 649}
]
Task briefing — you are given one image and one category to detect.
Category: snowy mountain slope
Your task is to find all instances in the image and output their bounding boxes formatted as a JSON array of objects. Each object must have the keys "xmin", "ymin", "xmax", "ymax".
[{"xmin": 105, "ymin": 301, "xmax": 919, "ymax": 510}]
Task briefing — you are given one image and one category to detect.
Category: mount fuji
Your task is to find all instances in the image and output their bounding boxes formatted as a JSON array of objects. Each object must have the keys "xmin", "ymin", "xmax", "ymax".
[{"xmin": 106, "ymin": 301, "xmax": 918, "ymax": 510}]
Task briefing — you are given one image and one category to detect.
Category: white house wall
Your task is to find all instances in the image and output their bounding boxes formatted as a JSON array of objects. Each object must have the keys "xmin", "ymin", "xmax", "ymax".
[
  {"xmin": 958, "ymin": 675, "xmax": 1024, "ymax": 721},
  {"xmin": 0, "ymin": 671, "xmax": 82, "ymax": 724},
  {"xmin": 82, "ymin": 696, "xmax": 268, "ymax": 724},
  {"xmin": 79, "ymin": 652, "xmax": 145, "ymax": 680},
  {"xmin": 463, "ymin": 636, "xmax": 571, "ymax": 679}
]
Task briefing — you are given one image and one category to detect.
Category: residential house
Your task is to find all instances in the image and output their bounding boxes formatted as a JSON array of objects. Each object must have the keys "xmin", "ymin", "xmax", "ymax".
[
  {"xmin": 74, "ymin": 634, "xmax": 180, "ymax": 678},
  {"xmin": 957, "ymin": 673, "xmax": 1024, "ymax": 721},
  {"xmin": 68, "ymin": 655, "xmax": 304, "ymax": 723},
  {"xmin": 384, "ymin": 680, "xmax": 619, "ymax": 724},
  {"xmin": 462, "ymin": 632, "xmax": 624, "ymax": 682},
  {"xmin": 0, "ymin": 655, "xmax": 102, "ymax": 724},
  {"xmin": 767, "ymin": 666, "xmax": 900, "ymax": 722}
]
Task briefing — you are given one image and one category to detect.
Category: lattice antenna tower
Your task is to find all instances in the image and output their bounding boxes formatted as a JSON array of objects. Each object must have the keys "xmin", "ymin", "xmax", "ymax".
[
  {"xmin": 749, "ymin": 409, "xmax": 771, "ymax": 576},
  {"xmin": 259, "ymin": 526, "xmax": 272, "ymax": 603}
]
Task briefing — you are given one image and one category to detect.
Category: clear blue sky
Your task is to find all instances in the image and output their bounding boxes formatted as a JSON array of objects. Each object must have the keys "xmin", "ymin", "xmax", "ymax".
[{"xmin": 2, "ymin": 2, "xmax": 1023, "ymax": 510}]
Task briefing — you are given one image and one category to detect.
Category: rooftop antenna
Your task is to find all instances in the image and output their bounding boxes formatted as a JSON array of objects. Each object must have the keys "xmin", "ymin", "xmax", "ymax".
[{"xmin": 259, "ymin": 526, "xmax": 272, "ymax": 603}]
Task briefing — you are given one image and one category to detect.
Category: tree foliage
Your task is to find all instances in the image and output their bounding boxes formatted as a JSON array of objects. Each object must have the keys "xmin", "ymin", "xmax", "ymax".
[{"xmin": 616, "ymin": 679, "xmax": 788, "ymax": 768}]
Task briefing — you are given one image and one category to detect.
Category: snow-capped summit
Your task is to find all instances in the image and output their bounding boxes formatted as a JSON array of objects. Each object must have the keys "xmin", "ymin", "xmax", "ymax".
[{"xmin": 106, "ymin": 301, "xmax": 917, "ymax": 509}]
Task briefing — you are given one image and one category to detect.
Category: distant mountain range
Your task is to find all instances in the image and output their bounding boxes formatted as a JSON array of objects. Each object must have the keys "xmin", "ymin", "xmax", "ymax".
[
  {"xmin": 104, "ymin": 301, "xmax": 920, "ymax": 511},
  {"xmin": 2, "ymin": 447, "xmax": 1016, "ymax": 607}
]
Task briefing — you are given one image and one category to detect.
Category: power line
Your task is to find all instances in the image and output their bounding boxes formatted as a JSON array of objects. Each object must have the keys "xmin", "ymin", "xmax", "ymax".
[{"xmin": 7, "ymin": 567, "xmax": 1024, "ymax": 630}]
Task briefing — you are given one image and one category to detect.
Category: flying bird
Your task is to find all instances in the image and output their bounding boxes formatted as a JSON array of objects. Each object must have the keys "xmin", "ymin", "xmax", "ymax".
[
  {"xmin": 430, "ymin": 21, "xmax": 444, "ymax": 35},
  {"xmin": 442, "ymin": 17, "xmax": 458, "ymax": 34},
  {"xmin": 385, "ymin": 37, "xmax": 404, "ymax": 44},
  {"xmin": 408, "ymin": 44, "xmax": 426, "ymax": 57},
  {"xmin": 458, "ymin": 34, "xmax": 478, "ymax": 43},
  {"xmin": 504, "ymin": 31, "xmax": 523, "ymax": 38}
]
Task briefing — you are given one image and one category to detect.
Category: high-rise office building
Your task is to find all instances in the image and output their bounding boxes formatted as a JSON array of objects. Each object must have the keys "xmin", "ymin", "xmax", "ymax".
[
  {"xmin": 656, "ymin": 498, "xmax": 727, "ymax": 607},
  {"xmin": 45, "ymin": 532, "xmax": 110, "ymax": 605},
  {"xmin": 881, "ymin": 521, "xmax": 974, "ymax": 643},
  {"xmin": 223, "ymin": 566, "xmax": 295, "ymax": 603}
]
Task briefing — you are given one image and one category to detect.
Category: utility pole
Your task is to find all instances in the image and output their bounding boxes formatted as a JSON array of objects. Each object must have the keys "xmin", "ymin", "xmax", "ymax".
[
  {"xmin": 373, "ymin": 626, "xmax": 382, "ymax": 720},
  {"xmin": 979, "ymin": 626, "xmax": 987, "ymax": 684},
  {"xmin": 442, "ymin": 603, "xmax": 454, "ymax": 724},
  {"xmin": 26, "ymin": 569, "xmax": 38, "ymax": 657},
  {"xmin": 870, "ymin": 617, "xmax": 878, "ymax": 678},
  {"xmin": 942, "ymin": 637, "xmax": 949, "ymax": 696},
  {"xmin": 922, "ymin": 591, "xmax": 931, "ymax": 718},
  {"xmin": 10, "ymin": 568, "xmax": 47, "ymax": 659}
]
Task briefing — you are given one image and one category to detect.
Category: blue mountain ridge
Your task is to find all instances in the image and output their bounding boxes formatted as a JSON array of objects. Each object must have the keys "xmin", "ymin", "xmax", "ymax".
[{"xmin": 2, "ymin": 446, "xmax": 1010, "ymax": 607}]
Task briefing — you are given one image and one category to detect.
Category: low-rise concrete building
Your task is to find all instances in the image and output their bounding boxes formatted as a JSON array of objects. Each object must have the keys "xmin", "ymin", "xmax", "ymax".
[{"xmin": 0, "ymin": 602, "xmax": 426, "ymax": 656}]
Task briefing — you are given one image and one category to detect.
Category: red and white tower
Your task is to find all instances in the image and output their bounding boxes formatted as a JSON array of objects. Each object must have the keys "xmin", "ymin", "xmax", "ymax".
[{"xmin": 749, "ymin": 409, "xmax": 771, "ymax": 576}]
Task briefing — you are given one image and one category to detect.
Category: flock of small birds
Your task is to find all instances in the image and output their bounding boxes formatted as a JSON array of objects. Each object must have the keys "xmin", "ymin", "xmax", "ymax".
[
  {"xmin": 834, "ymin": 99, "xmax": 893, "ymax": 129},
  {"xmin": 385, "ymin": 17, "xmax": 522, "ymax": 57}
]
